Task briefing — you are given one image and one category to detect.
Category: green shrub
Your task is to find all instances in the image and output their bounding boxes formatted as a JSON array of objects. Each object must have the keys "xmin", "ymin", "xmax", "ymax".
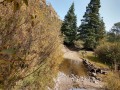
[{"xmin": 95, "ymin": 43, "xmax": 120, "ymax": 65}]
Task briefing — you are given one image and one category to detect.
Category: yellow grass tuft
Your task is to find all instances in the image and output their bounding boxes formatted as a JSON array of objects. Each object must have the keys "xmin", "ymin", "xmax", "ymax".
[{"xmin": 104, "ymin": 72, "xmax": 120, "ymax": 90}]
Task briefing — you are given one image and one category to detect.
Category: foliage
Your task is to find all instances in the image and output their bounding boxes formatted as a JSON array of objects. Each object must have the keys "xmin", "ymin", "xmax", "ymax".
[
  {"xmin": 107, "ymin": 22, "xmax": 120, "ymax": 42},
  {"xmin": 61, "ymin": 3, "xmax": 77, "ymax": 45},
  {"xmin": 0, "ymin": 0, "xmax": 29, "ymax": 12},
  {"xmin": 78, "ymin": 0, "xmax": 106, "ymax": 50},
  {"xmin": 0, "ymin": 0, "xmax": 62, "ymax": 89},
  {"xmin": 95, "ymin": 43, "xmax": 120, "ymax": 65}
]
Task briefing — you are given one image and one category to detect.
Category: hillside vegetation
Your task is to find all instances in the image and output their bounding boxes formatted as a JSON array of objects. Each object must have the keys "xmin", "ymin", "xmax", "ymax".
[{"xmin": 0, "ymin": 0, "xmax": 62, "ymax": 90}]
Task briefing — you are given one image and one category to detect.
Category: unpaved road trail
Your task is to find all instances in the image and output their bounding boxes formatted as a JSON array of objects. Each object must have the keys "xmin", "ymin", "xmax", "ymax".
[
  {"xmin": 63, "ymin": 46, "xmax": 82, "ymax": 62},
  {"xmin": 54, "ymin": 46, "xmax": 104, "ymax": 90}
]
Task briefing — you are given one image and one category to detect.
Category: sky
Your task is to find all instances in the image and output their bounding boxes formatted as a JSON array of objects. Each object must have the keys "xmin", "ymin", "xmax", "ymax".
[{"xmin": 46, "ymin": 0, "xmax": 120, "ymax": 31}]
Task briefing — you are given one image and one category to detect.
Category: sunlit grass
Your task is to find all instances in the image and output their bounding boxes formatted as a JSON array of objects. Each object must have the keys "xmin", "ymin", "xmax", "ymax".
[{"xmin": 79, "ymin": 50, "xmax": 109, "ymax": 68}]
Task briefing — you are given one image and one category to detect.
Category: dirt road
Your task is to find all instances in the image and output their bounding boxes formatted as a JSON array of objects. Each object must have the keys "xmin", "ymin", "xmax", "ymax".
[{"xmin": 54, "ymin": 46, "xmax": 104, "ymax": 90}]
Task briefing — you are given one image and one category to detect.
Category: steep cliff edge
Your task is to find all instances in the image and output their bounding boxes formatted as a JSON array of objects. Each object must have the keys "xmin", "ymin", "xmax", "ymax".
[{"xmin": 0, "ymin": 0, "xmax": 62, "ymax": 90}]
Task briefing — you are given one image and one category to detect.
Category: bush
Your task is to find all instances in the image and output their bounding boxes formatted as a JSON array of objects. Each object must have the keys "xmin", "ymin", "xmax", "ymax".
[{"xmin": 95, "ymin": 43, "xmax": 120, "ymax": 65}]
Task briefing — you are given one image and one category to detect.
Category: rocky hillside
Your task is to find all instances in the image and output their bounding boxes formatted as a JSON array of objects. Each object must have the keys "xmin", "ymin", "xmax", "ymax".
[{"xmin": 0, "ymin": 0, "xmax": 62, "ymax": 90}]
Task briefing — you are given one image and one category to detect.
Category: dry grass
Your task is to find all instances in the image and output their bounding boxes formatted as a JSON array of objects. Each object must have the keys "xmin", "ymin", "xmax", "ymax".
[
  {"xmin": 79, "ymin": 50, "xmax": 108, "ymax": 68},
  {"xmin": 0, "ymin": 0, "xmax": 63, "ymax": 89},
  {"xmin": 104, "ymin": 72, "xmax": 120, "ymax": 90}
]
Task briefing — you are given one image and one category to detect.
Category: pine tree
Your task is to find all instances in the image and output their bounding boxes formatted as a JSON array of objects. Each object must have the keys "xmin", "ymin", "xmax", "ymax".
[
  {"xmin": 78, "ymin": 0, "xmax": 105, "ymax": 50},
  {"xmin": 108, "ymin": 22, "xmax": 120, "ymax": 42},
  {"xmin": 61, "ymin": 3, "xmax": 77, "ymax": 45}
]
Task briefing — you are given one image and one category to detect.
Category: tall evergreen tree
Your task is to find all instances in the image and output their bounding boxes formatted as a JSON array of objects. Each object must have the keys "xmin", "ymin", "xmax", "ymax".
[
  {"xmin": 78, "ymin": 0, "xmax": 105, "ymax": 50},
  {"xmin": 61, "ymin": 3, "xmax": 77, "ymax": 45}
]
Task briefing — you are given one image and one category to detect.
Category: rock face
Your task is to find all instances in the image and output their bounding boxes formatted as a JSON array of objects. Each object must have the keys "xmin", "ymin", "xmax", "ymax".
[{"xmin": 0, "ymin": 0, "xmax": 62, "ymax": 90}]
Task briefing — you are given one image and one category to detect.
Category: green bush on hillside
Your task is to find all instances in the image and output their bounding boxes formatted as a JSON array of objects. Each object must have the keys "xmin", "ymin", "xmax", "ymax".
[{"xmin": 95, "ymin": 43, "xmax": 120, "ymax": 65}]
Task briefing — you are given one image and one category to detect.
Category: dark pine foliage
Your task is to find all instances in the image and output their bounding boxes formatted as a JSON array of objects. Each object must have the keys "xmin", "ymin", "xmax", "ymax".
[
  {"xmin": 61, "ymin": 3, "xmax": 77, "ymax": 46},
  {"xmin": 78, "ymin": 0, "xmax": 105, "ymax": 50}
]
